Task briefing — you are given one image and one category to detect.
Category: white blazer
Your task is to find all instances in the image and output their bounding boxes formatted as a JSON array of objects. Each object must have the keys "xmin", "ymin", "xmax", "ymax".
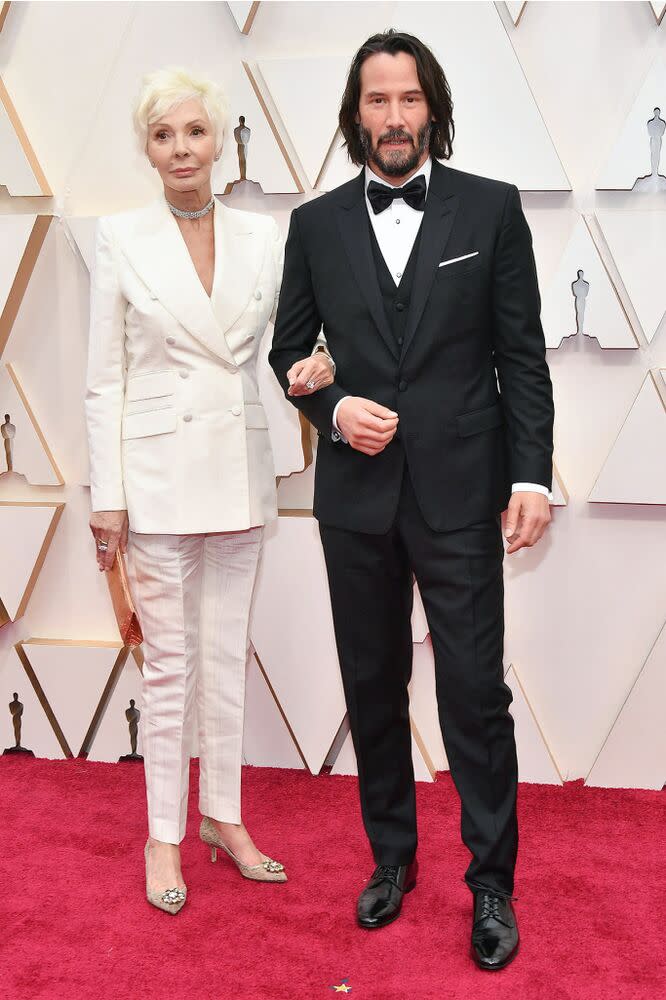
[{"xmin": 86, "ymin": 195, "xmax": 284, "ymax": 534}]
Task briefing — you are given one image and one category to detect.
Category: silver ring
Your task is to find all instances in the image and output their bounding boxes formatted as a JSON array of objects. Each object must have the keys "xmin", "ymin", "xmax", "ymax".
[
  {"xmin": 96, "ymin": 540, "xmax": 109, "ymax": 551},
  {"xmin": 305, "ymin": 379, "xmax": 316, "ymax": 390}
]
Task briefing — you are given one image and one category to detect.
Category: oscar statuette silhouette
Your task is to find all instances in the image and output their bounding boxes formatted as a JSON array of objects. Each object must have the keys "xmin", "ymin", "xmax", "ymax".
[{"xmin": 3, "ymin": 693, "xmax": 35, "ymax": 756}]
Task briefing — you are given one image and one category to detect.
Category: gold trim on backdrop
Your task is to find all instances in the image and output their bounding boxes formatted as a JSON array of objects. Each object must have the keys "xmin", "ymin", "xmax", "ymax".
[
  {"xmin": 22, "ymin": 637, "xmax": 123, "ymax": 648},
  {"xmin": 5, "ymin": 361, "xmax": 65, "ymax": 484},
  {"xmin": 0, "ymin": 3, "xmax": 11, "ymax": 33},
  {"xmin": 585, "ymin": 215, "xmax": 640, "ymax": 347},
  {"xmin": 0, "ymin": 79, "xmax": 51, "ymax": 196},
  {"xmin": 79, "ymin": 646, "xmax": 132, "ymax": 757},
  {"xmin": 553, "ymin": 462, "xmax": 569, "ymax": 504},
  {"xmin": 242, "ymin": 1, "xmax": 260, "ymax": 34},
  {"xmin": 583, "ymin": 617, "xmax": 666, "ymax": 784},
  {"xmin": 15, "ymin": 640, "xmax": 73, "ymax": 757},
  {"xmin": 0, "ymin": 215, "xmax": 53, "ymax": 358},
  {"xmin": 410, "ymin": 716, "xmax": 438, "ymax": 781},
  {"xmin": 241, "ymin": 62, "xmax": 304, "ymax": 194},
  {"xmin": 510, "ymin": 663, "xmax": 564, "ymax": 783},
  {"xmin": 0, "ymin": 501, "xmax": 64, "ymax": 622},
  {"xmin": 0, "ymin": 595, "xmax": 9, "ymax": 628},
  {"xmin": 252, "ymin": 647, "xmax": 310, "ymax": 771},
  {"xmin": 587, "ymin": 368, "xmax": 666, "ymax": 502}
]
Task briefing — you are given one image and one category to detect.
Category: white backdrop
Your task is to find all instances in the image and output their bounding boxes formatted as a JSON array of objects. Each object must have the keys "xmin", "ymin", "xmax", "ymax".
[{"xmin": 0, "ymin": 1, "xmax": 665, "ymax": 788}]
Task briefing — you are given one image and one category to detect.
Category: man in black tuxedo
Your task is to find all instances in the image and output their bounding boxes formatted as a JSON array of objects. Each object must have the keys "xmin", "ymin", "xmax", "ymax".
[{"xmin": 270, "ymin": 29, "xmax": 554, "ymax": 971}]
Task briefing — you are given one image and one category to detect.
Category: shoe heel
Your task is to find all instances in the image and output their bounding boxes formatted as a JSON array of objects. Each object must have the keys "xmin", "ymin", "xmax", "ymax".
[{"xmin": 210, "ymin": 846, "xmax": 217, "ymax": 863}]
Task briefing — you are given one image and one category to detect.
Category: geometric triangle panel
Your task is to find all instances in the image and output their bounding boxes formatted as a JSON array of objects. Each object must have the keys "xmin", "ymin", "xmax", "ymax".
[
  {"xmin": 86, "ymin": 651, "xmax": 144, "ymax": 763},
  {"xmin": 596, "ymin": 211, "xmax": 666, "ymax": 344},
  {"xmin": 250, "ymin": 515, "xmax": 347, "ymax": 774},
  {"xmin": 0, "ymin": 215, "xmax": 52, "ymax": 359},
  {"xmin": 242, "ymin": 651, "xmax": 304, "ymax": 769},
  {"xmin": 0, "ymin": 502, "xmax": 64, "ymax": 624},
  {"xmin": 588, "ymin": 370, "xmax": 666, "ymax": 504},
  {"xmin": 597, "ymin": 55, "xmax": 666, "ymax": 191},
  {"xmin": 505, "ymin": 1, "xmax": 527, "ymax": 26},
  {"xmin": 17, "ymin": 640, "xmax": 126, "ymax": 759},
  {"xmin": 393, "ymin": 1, "xmax": 570, "ymax": 189},
  {"xmin": 227, "ymin": 1, "xmax": 260, "ymax": 34},
  {"xmin": 585, "ymin": 619, "xmax": 666, "ymax": 790},
  {"xmin": 213, "ymin": 62, "xmax": 301, "ymax": 196},
  {"xmin": 541, "ymin": 217, "xmax": 637, "ymax": 349},
  {"xmin": 505, "ymin": 664, "xmax": 563, "ymax": 784},
  {"xmin": 0, "ymin": 363, "xmax": 63, "ymax": 485},
  {"xmin": 651, "ymin": 3, "xmax": 666, "ymax": 26},
  {"xmin": 0, "ymin": 648, "xmax": 65, "ymax": 759},
  {"xmin": 258, "ymin": 55, "xmax": 350, "ymax": 188},
  {"xmin": 0, "ymin": 78, "xmax": 51, "ymax": 196}
]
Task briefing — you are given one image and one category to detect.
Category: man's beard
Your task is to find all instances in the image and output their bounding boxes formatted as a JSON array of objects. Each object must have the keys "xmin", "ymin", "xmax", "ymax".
[{"xmin": 360, "ymin": 122, "xmax": 432, "ymax": 178}]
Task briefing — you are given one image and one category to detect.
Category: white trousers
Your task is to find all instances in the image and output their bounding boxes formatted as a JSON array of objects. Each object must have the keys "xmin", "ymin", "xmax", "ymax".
[{"xmin": 127, "ymin": 526, "xmax": 263, "ymax": 844}]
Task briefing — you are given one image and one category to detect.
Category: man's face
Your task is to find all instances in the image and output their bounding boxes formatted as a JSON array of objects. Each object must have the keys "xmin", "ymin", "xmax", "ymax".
[{"xmin": 356, "ymin": 51, "xmax": 433, "ymax": 180}]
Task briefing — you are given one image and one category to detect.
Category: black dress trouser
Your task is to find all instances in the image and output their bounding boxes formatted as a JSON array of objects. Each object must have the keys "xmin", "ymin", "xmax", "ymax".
[{"xmin": 319, "ymin": 462, "xmax": 519, "ymax": 897}]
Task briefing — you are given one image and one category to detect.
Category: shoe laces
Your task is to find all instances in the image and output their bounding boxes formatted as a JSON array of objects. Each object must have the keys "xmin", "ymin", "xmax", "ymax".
[
  {"xmin": 476, "ymin": 891, "xmax": 513, "ymax": 928},
  {"xmin": 374, "ymin": 864, "xmax": 400, "ymax": 884}
]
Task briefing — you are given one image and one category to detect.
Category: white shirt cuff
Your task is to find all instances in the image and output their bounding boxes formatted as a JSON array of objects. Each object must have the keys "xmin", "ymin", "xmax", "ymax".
[
  {"xmin": 512, "ymin": 482, "xmax": 554, "ymax": 503},
  {"xmin": 331, "ymin": 397, "xmax": 349, "ymax": 443}
]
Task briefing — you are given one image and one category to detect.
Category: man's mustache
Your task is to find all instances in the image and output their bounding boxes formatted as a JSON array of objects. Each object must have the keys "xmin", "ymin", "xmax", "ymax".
[{"xmin": 378, "ymin": 131, "xmax": 414, "ymax": 146}]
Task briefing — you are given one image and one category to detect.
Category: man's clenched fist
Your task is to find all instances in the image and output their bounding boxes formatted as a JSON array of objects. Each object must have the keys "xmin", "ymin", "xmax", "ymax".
[{"xmin": 336, "ymin": 397, "xmax": 399, "ymax": 456}]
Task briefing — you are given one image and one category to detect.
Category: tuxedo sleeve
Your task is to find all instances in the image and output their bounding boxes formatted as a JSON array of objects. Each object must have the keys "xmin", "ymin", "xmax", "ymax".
[
  {"xmin": 269, "ymin": 209, "xmax": 347, "ymax": 437},
  {"xmin": 491, "ymin": 184, "xmax": 554, "ymax": 489}
]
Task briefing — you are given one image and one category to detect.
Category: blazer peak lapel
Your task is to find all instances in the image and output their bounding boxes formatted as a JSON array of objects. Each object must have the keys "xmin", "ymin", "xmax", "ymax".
[
  {"xmin": 401, "ymin": 179, "xmax": 459, "ymax": 363},
  {"xmin": 336, "ymin": 177, "xmax": 400, "ymax": 361}
]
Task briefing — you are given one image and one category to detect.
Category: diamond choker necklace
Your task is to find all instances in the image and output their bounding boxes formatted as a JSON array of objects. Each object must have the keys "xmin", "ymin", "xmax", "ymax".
[{"xmin": 166, "ymin": 196, "xmax": 215, "ymax": 220}]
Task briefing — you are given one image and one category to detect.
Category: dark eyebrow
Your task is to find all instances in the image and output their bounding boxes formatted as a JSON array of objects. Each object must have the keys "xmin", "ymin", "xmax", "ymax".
[{"xmin": 364, "ymin": 89, "xmax": 424, "ymax": 99}]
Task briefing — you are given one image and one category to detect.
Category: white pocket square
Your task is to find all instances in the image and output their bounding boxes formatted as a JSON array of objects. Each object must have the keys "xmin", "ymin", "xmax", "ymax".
[{"xmin": 438, "ymin": 251, "xmax": 479, "ymax": 268}]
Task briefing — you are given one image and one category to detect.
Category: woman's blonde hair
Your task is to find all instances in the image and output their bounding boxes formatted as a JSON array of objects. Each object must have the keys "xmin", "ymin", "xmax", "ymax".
[{"xmin": 133, "ymin": 67, "xmax": 228, "ymax": 156}]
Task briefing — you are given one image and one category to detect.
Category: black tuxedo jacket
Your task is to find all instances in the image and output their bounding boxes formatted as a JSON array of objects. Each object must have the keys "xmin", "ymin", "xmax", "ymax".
[{"xmin": 269, "ymin": 160, "xmax": 554, "ymax": 534}]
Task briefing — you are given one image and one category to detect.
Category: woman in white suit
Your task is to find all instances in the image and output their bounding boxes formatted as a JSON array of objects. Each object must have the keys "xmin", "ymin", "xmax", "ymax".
[{"xmin": 86, "ymin": 68, "xmax": 333, "ymax": 914}]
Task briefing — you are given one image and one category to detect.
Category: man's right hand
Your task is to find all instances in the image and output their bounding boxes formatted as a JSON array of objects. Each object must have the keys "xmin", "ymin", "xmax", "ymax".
[{"xmin": 336, "ymin": 397, "xmax": 399, "ymax": 456}]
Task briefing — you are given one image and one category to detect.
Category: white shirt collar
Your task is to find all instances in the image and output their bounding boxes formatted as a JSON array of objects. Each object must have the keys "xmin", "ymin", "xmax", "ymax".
[{"xmin": 364, "ymin": 156, "xmax": 432, "ymax": 194}]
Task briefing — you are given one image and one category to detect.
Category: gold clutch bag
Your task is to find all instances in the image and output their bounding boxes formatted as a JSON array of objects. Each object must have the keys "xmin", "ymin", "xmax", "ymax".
[{"xmin": 106, "ymin": 551, "xmax": 143, "ymax": 647}]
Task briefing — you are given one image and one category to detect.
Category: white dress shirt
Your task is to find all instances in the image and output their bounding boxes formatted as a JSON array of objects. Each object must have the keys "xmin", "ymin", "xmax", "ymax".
[{"xmin": 331, "ymin": 161, "xmax": 552, "ymax": 502}]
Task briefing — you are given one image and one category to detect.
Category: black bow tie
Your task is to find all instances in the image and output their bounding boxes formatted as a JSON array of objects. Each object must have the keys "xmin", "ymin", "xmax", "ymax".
[{"xmin": 367, "ymin": 175, "xmax": 427, "ymax": 214}]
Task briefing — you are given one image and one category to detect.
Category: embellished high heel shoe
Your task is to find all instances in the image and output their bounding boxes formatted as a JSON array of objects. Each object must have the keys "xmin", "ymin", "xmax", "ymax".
[
  {"xmin": 199, "ymin": 816, "xmax": 287, "ymax": 883},
  {"xmin": 144, "ymin": 841, "xmax": 187, "ymax": 914}
]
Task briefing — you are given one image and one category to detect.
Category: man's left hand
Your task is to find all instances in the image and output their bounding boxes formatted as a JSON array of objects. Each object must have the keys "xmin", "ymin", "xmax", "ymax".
[{"xmin": 502, "ymin": 492, "xmax": 551, "ymax": 554}]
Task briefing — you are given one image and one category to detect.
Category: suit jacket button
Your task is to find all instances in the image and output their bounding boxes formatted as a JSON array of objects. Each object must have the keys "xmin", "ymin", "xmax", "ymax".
[
  {"xmin": 399, "ymin": 380, "xmax": 408, "ymax": 391},
  {"xmin": 179, "ymin": 369, "xmax": 189, "ymax": 379},
  {"xmin": 231, "ymin": 405, "xmax": 242, "ymax": 416},
  {"xmin": 395, "ymin": 302, "xmax": 405, "ymax": 312},
  {"xmin": 183, "ymin": 413, "xmax": 192, "ymax": 422},
  {"xmin": 254, "ymin": 290, "xmax": 262, "ymax": 300},
  {"xmin": 166, "ymin": 336, "xmax": 176, "ymax": 346}
]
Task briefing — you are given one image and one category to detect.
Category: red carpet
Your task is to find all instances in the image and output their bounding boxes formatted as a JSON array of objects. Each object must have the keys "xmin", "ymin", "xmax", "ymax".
[{"xmin": 1, "ymin": 758, "xmax": 664, "ymax": 1000}]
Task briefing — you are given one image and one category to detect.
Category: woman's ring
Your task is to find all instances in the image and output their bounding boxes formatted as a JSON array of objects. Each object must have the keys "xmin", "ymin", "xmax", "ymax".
[
  {"xmin": 305, "ymin": 379, "xmax": 316, "ymax": 390},
  {"xmin": 96, "ymin": 539, "xmax": 109, "ymax": 551}
]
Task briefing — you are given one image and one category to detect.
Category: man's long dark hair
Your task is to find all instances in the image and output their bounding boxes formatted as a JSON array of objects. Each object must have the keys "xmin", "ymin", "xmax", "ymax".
[{"xmin": 339, "ymin": 29, "xmax": 455, "ymax": 166}]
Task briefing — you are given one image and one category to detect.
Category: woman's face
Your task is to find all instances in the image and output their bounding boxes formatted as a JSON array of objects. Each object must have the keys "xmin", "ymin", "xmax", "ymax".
[{"xmin": 146, "ymin": 97, "xmax": 217, "ymax": 194}]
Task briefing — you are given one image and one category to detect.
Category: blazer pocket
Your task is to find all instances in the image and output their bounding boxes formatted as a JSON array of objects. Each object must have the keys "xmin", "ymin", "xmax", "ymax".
[
  {"xmin": 437, "ymin": 253, "xmax": 482, "ymax": 279},
  {"xmin": 456, "ymin": 401, "xmax": 504, "ymax": 438},
  {"xmin": 122, "ymin": 409, "xmax": 178, "ymax": 440},
  {"xmin": 125, "ymin": 370, "xmax": 177, "ymax": 402}
]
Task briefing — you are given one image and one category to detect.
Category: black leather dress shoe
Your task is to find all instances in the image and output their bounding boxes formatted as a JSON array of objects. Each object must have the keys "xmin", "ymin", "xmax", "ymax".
[
  {"xmin": 471, "ymin": 891, "xmax": 519, "ymax": 970},
  {"xmin": 357, "ymin": 861, "xmax": 417, "ymax": 929}
]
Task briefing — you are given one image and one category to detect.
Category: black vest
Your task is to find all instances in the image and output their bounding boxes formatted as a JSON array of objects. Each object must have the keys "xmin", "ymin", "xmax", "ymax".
[{"xmin": 368, "ymin": 219, "xmax": 422, "ymax": 352}]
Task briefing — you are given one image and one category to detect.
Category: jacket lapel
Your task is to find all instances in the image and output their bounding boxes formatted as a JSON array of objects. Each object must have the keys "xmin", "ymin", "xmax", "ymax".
[
  {"xmin": 336, "ymin": 172, "xmax": 400, "ymax": 361},
  {"xmin": 400, "ymin": 162, "xmax": 459, "ymax": 363},
  {"xmin": 115, "ymin": 196, "xmax": 239, "ymax": 369}
]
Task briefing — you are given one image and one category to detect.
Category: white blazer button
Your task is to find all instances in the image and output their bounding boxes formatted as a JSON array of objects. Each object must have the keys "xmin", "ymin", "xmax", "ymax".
[
  {"xmin": 166, "ymin": 336, "xmax": 176, "ymax": 346},
  {"xmin": 179, "ymin": 370, "xmax": 189, "ymax": 379},
  {"xmin": 183, "ymin": 413, "xmax": 192, "ymax": 422},
  {"xmin": 231, "ymin": 405, "xmax": 242, "ymax": 416},
  {"xmin": 254, "ymin": 290, "xmax": 262, "ymax": 300}
]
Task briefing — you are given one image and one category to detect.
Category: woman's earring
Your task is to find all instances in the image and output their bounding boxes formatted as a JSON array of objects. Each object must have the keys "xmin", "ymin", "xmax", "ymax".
[{"xmin": 149, "ymin": 160, "xmax": 156, "ymax": 168}]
